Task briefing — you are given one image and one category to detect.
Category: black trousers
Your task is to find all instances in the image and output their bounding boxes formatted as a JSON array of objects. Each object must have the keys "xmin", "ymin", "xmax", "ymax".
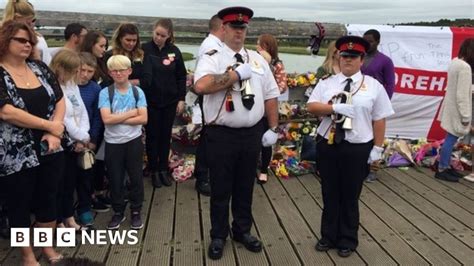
[
  {"xmin": 57, "ymin": 151, "xmax": 85, "ymax": 222},
  {"xmin": 194, "ymin": 125, "xmax": 209, "ymax": 183},
  {"xmin": 105, "ymin": 136, "xmax": 144, "ymax": 213},
  {"xmin": 145, "ymin": 103, "xmax": 178, "ymax": 172},
  {"xmin": 206, "ymin": 121, "xmax": 263, "ymax": 240},
  {"xmin": 5, "ymin": 152, "xmax": 64, "ymax": 227},
  {"xmin": 260, "ymin": 117, "xmax": 272, "ymax": 174},
  {"xmin": 316, "ymin": 136, "xmax": 372, "ymax": 250},
  {"xmin": 76, "ymin": 163, "xmax": 93, "ymax": 215},
  {"xmin": 93, "ymin": 159, "xmax": 107, "ymax": 192}
]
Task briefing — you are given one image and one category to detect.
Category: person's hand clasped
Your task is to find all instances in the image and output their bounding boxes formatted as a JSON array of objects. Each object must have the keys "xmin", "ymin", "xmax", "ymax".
[
  {"xmin": 41, "ymin": 133, "xmax": 61, "ymax": 153},
  {"xmin": 261, "ymin": 129, "xmax": 278, "ymax": 147},
  {"xmin": 47, "ymin": 120, "xmax": 65, "ymax": 138},
  {"xmin": 332, "ymin": 103, "xmax": 355, "ymax": 118},
  {"xmin": 367, "ymin": 145, "xmax": 384, "ymax": 164},
  {"xmin": 176, "ymin": 101, "xmax": 185, "ymax": 115},
  {"xmin": 235, "ymin": 63, "xmax": 252, "ymax": 81}
]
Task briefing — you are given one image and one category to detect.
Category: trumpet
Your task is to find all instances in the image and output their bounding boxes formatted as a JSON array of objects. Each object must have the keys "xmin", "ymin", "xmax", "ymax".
[{"xmin": 330, "ymin": 91, "xmax": 352, "ymax": 130}]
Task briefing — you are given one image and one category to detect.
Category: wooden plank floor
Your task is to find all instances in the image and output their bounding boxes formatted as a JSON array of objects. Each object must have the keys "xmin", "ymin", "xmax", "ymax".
[{"xmin": 1, "ymin": 168, "xmax": 473, "ymax": 265}]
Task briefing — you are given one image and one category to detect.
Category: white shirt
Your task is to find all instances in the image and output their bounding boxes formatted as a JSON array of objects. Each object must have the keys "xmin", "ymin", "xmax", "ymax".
[
  {"xmin": 308, "ymin": 71, "xmax": 394, "ymax": 143},
  {"xmin": 197, "ymin": 34, "xmax": 224, "ymax": 61},
  {"xmin": 194, "ymin": 44, "xmax": 280, "ymax": 128},
  {"xmin": 62, "ymin": 81, "xmax": 90, "ymax": 142},
  {"xmin": 36, "ymin": 35, "xmax": 52, "ymax": 65}
]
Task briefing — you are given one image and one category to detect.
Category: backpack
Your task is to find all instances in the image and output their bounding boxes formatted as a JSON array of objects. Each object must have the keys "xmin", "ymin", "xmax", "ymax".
[{"xmin": 107, "ymin": 85, "xmax": 139, "ymax": 113}]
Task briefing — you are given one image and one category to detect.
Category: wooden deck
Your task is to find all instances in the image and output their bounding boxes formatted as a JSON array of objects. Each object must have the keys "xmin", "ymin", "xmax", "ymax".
[{"xmin": 1, "ymin": 167, "xmax": 473, "ymax": 265}]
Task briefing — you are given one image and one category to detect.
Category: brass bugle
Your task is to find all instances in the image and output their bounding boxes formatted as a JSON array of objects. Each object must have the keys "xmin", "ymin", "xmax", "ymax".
[
  {"xmin": 342, "ymin": 117, "xmax": 352, "ymax": 130},
  {"xmin": 242, "ymin": 80, "xmax": 254, "ymax": 100}
]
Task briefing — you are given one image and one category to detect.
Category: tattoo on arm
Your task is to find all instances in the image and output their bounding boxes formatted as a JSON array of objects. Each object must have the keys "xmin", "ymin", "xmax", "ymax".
[{"xmin": 213, "ymin": 73, "xmax": 231, "ymax": 87}]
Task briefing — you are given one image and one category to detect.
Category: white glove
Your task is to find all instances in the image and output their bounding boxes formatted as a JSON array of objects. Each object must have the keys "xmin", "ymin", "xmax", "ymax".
[
  {"xmin": 332, "ymin": 103, "xmax": 355, "ymax": 118},
  {"xmin": 367, "ymin": 145, "xmax": 384, "ymax": 164},
  {"xmin": 235, "ymin": 63, "xmax": 252, "ymax": 80},
  {"xmin": 262, "ymin": 129, "xmax": 278, "ymax": 147}
]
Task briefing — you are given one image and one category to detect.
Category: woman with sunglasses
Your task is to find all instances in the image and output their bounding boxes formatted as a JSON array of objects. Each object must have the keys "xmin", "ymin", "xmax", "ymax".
[
  {"xmin": 2, "ymin": 0, "xmax": 52, "ymax": 65},
  {"xmin": 307, "ymin": 35, "xmax": 394, "ymax": 258},
  {"xmin": 0, "ymin": 20, "xmax": 66, "ymax": 265}
]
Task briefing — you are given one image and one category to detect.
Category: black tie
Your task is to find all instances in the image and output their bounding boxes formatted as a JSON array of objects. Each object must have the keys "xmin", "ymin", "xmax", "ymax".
[
  {"xmin": 235, "ymin": 53, "xmax": 254, "ymax": 110},
  {"xmin": 334, "ymin": 78, "xmax": 352, "ymax": 144}
]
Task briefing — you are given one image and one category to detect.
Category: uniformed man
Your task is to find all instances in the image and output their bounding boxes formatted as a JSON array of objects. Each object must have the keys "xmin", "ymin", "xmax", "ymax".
[
  {"xmin": 194, "ymin": 6, "xmax": 280, "ymax": 260},
  {"xmin": 193, "ymin": 14, "xmax": 225, "ymax": 197},
  {"xmin": 307, "ymin": 35, "xmax": 394, "ymax": 257}
]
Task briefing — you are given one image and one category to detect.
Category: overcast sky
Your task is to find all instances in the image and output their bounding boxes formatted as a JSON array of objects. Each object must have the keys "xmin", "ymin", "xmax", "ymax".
[{"xmin": 2, "ymin": 0, "xmax": 473, "ymax": 24}]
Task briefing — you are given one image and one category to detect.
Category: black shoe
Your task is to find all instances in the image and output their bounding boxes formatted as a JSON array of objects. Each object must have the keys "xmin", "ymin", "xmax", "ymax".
[
  {"xmin": 159, "ymin": 171, "xmax": 172, "ymax": 187},
  {"xmin": 337, "ymin": 248, "xmax": 353, "ymax": 257},
  {"xmin": 152, "ymin": 172, "xmax": 162, "ymax": 188},
  {"xmin": 195, "ymin": 181, "xmax": 211, "ymax": 196},
  {"xmin": 232, "ymin": 233, "xmax": 262, "ymax": 252},
  {"xmin": 91, "ymin": 199, "xmax": 110, "ymax": 213},
  {"xmin": 143, "ymin": 166, "xmax": 152, "ymax": 178},
  {"xmin": 435, "ymin": 169, "xmax": 459, "ymax": 182},
  {"xmin": 208, "ymin": 238, "xmax": 225, "ymax": 260},
  {"xmin": 447, "ymin": 168, "xmax": 463, "ymax": 179},
  {"xmin": 315, "ymin": 239, "xmax": 332, "ymax": 251},
  {"xmin": 96, "ymin": 194, "xmax": 112, "ymax": 207}
]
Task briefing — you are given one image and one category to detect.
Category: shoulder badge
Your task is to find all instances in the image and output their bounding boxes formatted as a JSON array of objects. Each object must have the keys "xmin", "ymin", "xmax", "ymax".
[
  {"xmin": 205, "ymin": 49, "xmax": 218, "ymax": 56},
  {"xmin": 321, "ymin": 73, "xmax": 332, "ymax": 80}
]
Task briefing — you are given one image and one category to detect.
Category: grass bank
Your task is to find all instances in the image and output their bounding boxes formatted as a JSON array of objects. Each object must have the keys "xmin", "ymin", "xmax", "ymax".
[{"xmin": 45, "ymin": 39, "xmax": 325, "ymax": 61}]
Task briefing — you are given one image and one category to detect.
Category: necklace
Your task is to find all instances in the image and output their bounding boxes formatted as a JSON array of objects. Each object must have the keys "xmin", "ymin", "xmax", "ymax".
[{"xmin": 2, "ymin": 63, "xmax": 31, "ymax": 88}]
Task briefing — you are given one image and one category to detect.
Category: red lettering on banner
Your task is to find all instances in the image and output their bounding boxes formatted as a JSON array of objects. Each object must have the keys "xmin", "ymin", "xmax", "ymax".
[{"xmin": 394, "ymin": 67, "xmax": 447, "ymax": 96}]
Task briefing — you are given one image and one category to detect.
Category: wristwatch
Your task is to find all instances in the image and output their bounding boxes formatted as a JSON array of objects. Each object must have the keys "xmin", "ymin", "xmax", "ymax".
[{"xmin": 270, "ymin": 126, "xmax": 279, "ymax": 133}]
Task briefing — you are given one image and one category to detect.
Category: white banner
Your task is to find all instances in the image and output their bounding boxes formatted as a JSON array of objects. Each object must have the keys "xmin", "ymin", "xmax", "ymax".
[{"xmin": 346, "ymin": 24, "xmax": 473, "ymax": 140}]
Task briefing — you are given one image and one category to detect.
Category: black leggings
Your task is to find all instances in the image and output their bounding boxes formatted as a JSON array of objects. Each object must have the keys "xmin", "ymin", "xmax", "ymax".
[
  {"xmin": 145, "ymin": 103, "xmax": 177, "ymax": 172},
  {"xmin": 5, "ymin": 152, "xmax": 64, "ymax": 227},
  {"xmin": 260, "ymin": 117, "xmax": 272, "ymax": 174}
]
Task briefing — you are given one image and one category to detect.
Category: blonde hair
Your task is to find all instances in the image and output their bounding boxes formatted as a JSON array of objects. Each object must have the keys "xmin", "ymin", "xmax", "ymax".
[
  {"xmin": 321, "ymin": 40, "xmax": 338, "ymax": 75},
  {"xmin": 2, "ymin": 0, "xmax": 35, "ymax": 24},
  {"xmin": 49, "ymin": 49, "xmax": 81, "ymax": 83},
  {"xmin": 107, "ymin": 54, "xmax": 131, "ymax": 70}
]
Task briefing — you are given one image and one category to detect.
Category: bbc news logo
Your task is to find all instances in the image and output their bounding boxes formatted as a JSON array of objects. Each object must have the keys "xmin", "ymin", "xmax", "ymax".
[{"xmin": 11, "ymin": 228, "xmax": 139, "ymax": 247}]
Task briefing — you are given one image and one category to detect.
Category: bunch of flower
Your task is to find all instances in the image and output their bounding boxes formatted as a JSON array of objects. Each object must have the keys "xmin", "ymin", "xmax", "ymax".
[
  {"xmin": 186, "ymin": 69, "xmax": 194, "ymax": 89},
  {"xmin": 287, "ymin": 72, "xmax": 318, "ymax": 88}
]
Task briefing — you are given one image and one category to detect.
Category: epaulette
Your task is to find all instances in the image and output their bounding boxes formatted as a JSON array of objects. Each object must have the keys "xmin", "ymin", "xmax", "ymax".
[
  {"xmin": 205, "ymin": 49, "xmax": 218, "ymax": 56},
  {"xmin": 321, "ymin": 73, "xmax": 332, "ymax": 80}
]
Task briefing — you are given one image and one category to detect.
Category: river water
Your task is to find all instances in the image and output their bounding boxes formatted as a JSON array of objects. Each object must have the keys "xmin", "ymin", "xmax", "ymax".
[{"xmin": 176, "ymin": 43, "xmax": 324, "ymax": 74}]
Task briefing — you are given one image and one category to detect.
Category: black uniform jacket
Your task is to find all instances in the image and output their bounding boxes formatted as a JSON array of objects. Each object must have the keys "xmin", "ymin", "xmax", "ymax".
[{"xmin": 141, "ymin": 41, "xmax": 187, "ymax": 108}]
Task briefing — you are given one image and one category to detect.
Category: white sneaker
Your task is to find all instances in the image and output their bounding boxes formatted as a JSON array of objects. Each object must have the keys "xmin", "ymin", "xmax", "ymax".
[{"xmin": 463, "ymin": 173, "xmax": 474, "ymax": 182}]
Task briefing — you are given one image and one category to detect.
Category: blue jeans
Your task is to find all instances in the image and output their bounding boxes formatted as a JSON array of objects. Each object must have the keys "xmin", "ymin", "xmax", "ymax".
[{"xmin": 439, "ymin": 132, "xmax": 459, "ymax": 170}]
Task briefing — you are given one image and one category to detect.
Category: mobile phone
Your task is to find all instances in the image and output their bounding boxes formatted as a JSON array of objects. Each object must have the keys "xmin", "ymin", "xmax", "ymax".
[{"xmin": 40, "ymin": 140, "xmax": 49, "ymax": 154}]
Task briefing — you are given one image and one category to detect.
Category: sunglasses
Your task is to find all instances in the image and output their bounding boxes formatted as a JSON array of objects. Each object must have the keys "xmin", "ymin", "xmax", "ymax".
[{"xmin": 11, "ymin": 37, "xmax": 33, "ymax": 45}]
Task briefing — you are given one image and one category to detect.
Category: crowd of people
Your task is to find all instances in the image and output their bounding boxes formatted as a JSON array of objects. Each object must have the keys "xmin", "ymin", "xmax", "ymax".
[{"xmin": 0, "ymin": 1, "xmax": 473, "ymax": 264}]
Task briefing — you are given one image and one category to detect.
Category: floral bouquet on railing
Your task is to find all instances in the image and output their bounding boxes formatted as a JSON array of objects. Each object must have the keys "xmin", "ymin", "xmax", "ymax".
[{"xmin": 287, "ymin": 72, "xmax": 318, "ymax": 88}]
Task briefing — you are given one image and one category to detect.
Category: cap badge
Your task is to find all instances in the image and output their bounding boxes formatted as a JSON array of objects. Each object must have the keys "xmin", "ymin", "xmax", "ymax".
[
  {"xmin": 238, "ymin": 13, "xmax": 243, "ymax": 21},
  {"xmin": 348, "ymin": 42, "xmax": 353, "ymax": 49}
]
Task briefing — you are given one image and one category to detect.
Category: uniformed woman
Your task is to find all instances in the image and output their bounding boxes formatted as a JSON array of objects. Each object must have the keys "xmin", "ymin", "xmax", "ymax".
[{"xmin": 307, "ymin": 35, "xmax": 394, "ymax": 257}]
